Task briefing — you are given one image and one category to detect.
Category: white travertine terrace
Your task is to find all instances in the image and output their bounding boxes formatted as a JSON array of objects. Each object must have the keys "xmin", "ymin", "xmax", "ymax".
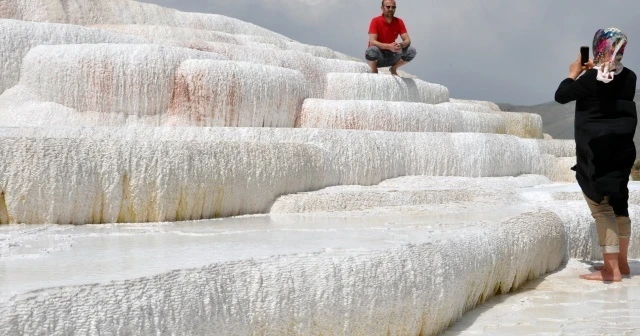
[
  {"xmin": 0, "ymin": 19, "xmax": 147, "ymax": 93},
  {"xmin": 298, "ymin": 99, "xmax": 548, "ymax": 138},
  {"xmin": 270, "ymin": 175, "xmax": 550, "ymax": 213},
  {"xmin": 271, "ymin": 187, "xmax": 488, "ymax": 213},
  {"xmin": 0, "ymin": 133, "xmax": 335, "ymax": 224},
  {"xmin": 93, "ymin": 24, "xmax": 359, "ymax": 61},
  {"xmin": 448, "ymin": 98, "xmax": 501, "ymax": 111},
  {"xmin": 167, "ymin": 60, "xmax": 308, "ymax": 127},
  {"xmin": 18, "ymin": 44, "xmax": 224, "ymax": 117},
  {"xmin": 0, "ymin": 127, "xmax": 575, "ymax": 224},
  {"xmin": 298, "ymin": 99, "xmax": 505, "ymax": 133},
  {"xmin": 535, "ymin": 139, "xmax": 576, "ymax": 157},
  {"xmin": 176, "ymin": 42, "xmax": 369, "ymax": 98},
  {"xmin": 494, "ymin": 111, "xmax": 544, "ymax": 139},
  {"xmin": 541, "ymin": 155, "xmax": 578, "ymax": 183},
  {"xmin": 0, "ymin": 209, "xmax": 566, "ymax": 336},
  {"xmin": 1, "ymin": 0, "xmax": 287, "ymax": 38},
  {"xmin": 94, "ymin": 24, "xmax": 248, "ymax": 45},
  {"xmin": 0, "ymin": 0, "xmax": 612, "ymax": 334},
  {"xmin": 440, "ymin": 101, "xmax": 497, "ymax": 113},
  {"xmin": 324, "ymin": 73, "xmax": 450, "ymax": 104},
  {"xmin": 286, "ymin": 40, "xmax": 359, "ymax": 61}
]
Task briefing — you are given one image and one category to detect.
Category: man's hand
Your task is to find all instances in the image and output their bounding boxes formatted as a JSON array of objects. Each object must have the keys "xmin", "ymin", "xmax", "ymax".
[{"xmin": 388, "ymin": 43, "xmax": 401, "ymax": 53}]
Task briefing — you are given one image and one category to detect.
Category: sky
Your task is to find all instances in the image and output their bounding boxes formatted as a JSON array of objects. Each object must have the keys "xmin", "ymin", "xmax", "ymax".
[{"xmin": 138, "ymin": 0, "xmax": 640, "ymax": 105}]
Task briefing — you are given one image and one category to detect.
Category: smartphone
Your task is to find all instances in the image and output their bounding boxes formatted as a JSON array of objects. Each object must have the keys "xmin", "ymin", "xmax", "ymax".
[{"xmin": 580, "ymin": 46, "xmax": 589, "ymax": 65}]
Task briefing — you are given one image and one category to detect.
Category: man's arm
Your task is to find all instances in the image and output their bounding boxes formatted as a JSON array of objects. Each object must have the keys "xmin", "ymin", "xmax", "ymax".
[
  {"xmin": 398, "ymin": 33, "xmax": 411, "ymax": 48},
  {"xmin": 369, "ymin": 34, "xmax": 393, "ymax": 50}
]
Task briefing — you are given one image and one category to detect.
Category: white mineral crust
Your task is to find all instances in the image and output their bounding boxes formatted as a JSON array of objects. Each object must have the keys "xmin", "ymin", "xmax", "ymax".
[
  {"xmin": 17, "ymin": 44, "xmax": 225, "ymax": 117},
  {"xmin": 0, "ymin": 209, "xmax": 566, "ymax": 336},
  {"xmin": 0, "ymin": 19, "xmax": 147, "ymax": 93},
  {"xmin": 298, "ymin": 99, "xmax": 546, "ymax": 138},
  {"xmin": 324, "ymin": 73, "xmax": 450, "ymax": 104},
  {"xmin": 167, "ymin": 60, "xmax": 309, "ymax": 127},
  {"xmin": 0, "ymin": 127, "xmax": 575, "ymax": 224}
]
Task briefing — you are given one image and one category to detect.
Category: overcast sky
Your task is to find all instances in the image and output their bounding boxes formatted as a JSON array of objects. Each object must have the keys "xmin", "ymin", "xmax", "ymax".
[{"xmin": 139, "ymin": 0, "xmax": 639, "ymax": 105}]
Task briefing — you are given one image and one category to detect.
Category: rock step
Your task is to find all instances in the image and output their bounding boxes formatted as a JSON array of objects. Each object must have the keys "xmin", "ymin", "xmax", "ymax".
[
  {"xmin": 94, "ymin": 24, "xmax": 358, "ymax": 61},
  {"xmin": 182, "ymin": 42, "xmax": 369, "ymax": 98},
  {"xmin": 0, "ymin": 208, "xmax": 565, "ymax": 336},
  {"xmin": 2, "ymin": 0, "xmax": 286, "ymax": 39},
  {"xmin": 0, "ymin": 127, "xmax": 573, "ymax": 224},
  {"xmin": 17, "ymin": 44, "xmax": 224, "ymax": 117},
  {"xmin": 298, "ymin": 99, "xmax": 544, "ymax": 138},
  {"xmin": 167, "ymin": 60, "xmax": 308, "ymax": 127},
  {"xmin": 270, "ymin": 175, "xmax": 551, "ymax": 214},
  {"xmin": 0, "ymin": 19, "xmax": 147, "ymax": 94},
  {"xmin": 537, "ymin": 139, "xmax": 576, "ymax": 157},
  {"xmin": 449, "ymin": 98, "xmax": 501, "ymax": 111},
  {"xmin": 0, "ymin": 135, "xmax": 334, "ymax": 224},
  {"xmin": 324, "ymin": 73, "xmax": 449, "ymax": 104}
]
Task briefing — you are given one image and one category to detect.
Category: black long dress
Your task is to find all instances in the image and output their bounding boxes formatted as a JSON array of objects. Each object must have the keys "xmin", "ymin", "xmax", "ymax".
[{"xmin": 555, "ymin": 67, "xmax": 638, "ymax": 216}]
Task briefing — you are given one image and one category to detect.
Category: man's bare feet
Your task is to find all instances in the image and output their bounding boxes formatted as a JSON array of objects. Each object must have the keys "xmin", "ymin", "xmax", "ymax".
[
  {"xmin": 579, "ymin": 269, "xmax": 622, "ymax": 282},
  {"xmin": 594, "ymin": 262, "xmax": 631, "ymax": 275},
  {"xmin": 390, "ymin": 67, "xmax": 399, "ymax": 76},
  {"xmin": 367, "ymin": 61, "xmax": 378, "ymax": 74}
]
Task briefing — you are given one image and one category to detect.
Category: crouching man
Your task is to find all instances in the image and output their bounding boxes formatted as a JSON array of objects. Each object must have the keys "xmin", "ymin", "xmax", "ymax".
[{"xmin": 365, "ymin": 0, "xmax": 417, "ymax": 76}]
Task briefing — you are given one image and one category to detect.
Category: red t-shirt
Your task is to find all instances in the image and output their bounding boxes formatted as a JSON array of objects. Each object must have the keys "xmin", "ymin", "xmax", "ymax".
[{"xmin": 368, "ymin": 15, "xmax": 407, "ymax": 46}]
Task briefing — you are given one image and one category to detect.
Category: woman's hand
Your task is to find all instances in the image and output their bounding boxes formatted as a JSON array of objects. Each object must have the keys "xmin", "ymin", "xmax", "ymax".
[{"xmin": 568, "ymin": 54, "xmax": 595, "ymax": 80}]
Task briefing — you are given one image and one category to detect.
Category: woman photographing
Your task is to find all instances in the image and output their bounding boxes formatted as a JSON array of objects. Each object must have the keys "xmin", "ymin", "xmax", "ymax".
[{"xmin": 555, "ymin": 28, "xmax": 637, "ymax": 282}]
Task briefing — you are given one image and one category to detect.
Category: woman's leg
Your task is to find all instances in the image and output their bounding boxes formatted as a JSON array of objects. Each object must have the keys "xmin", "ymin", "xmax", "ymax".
[
  {"xmin": 581, "ymin": 195, "xmax": 622, "ymax": 281},
  {"xmin": 594, "ymin": 215, "xmax": 631, "ymax": 274},
  {"xmin": 617, "ymin": 216, "xmax": 631, "ymax": 274}
]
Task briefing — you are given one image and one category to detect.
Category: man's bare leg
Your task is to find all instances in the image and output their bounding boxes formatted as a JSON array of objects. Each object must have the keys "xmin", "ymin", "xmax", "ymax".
[
  {"xmin": 367, "ymin": 60, "xmax": 378, "ymax": 74},
  {"xmin": 581, "ymin": 253, "xmax": 623, "ymax": 281},
  {"xmin": 389, "ymin": 59, "xmax": 408, "ymax": 76},
  {"xmin": 594, "ymin": 238, "xmax": 631, "ymax": 274}
]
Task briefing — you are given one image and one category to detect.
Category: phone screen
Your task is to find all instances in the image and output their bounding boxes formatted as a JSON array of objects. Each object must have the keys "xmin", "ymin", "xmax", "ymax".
[{"xmin": 580, "ymin": 46, "xmax": 589, "ymax": 65}]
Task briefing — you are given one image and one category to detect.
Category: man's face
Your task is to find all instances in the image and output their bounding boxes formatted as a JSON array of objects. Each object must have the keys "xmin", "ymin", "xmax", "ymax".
[{"xmin": 381, "ymin": 0, "xmax": 396, "ymax": 17}]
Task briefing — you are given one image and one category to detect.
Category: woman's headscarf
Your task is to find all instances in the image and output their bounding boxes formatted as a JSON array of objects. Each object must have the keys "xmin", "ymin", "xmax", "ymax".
[{"xmin": 592, "ymin": 28, "xmax": 628, "ymax": 83}]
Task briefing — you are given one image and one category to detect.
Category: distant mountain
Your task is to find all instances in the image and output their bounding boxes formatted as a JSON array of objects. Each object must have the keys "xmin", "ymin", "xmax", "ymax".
[{"xmin": 498, "ymin": 89, "xmax": 640, "ymax": 155}]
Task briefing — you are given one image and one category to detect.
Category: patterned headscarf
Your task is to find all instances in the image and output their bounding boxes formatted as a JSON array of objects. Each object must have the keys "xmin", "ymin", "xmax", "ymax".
[{"xmin": 592, "ymin": 28, "xmax": 627, "ymax": 83}]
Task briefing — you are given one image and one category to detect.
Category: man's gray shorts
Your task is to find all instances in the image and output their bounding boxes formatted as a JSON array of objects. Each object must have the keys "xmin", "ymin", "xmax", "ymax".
[{"xmin": 365, "ymin": 46, "xmax": 417, "ymax": 68}]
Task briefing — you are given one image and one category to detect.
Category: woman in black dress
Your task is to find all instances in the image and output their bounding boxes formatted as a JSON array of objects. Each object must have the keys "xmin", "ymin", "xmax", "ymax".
[{"xmin": 555, "ymin": 28, "xmax": 637, "ymax": 282}]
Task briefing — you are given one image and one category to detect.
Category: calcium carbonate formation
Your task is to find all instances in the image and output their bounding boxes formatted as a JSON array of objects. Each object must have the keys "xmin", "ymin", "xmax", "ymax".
[
  {"xmin": 299, "ymin": 99, "xmax": 548, "ymax": 136},
  {"xmin": 324, "ymin": 72, "xmax": 450, "ymax": 104},
  {"xmin": 0, "ymin": 19, "xmax": 147, "ymax": 93},
  {"xmin": 165, "ymin": 42, "xmax": 369, "ymax": 98},
  {"xmin": 0, "ymin": 210, "xmax": 567, "ymax": 336},
  {"xmin": 167, "ymin": 60, "xmax": 308, "ymax": 127},
  {"xmin": 0, "ymin": 127, "xmax": 573, "ymax": 225},
  {"xmin": 19, "ymin": 44, "xmax": 224, "ymax": 117},
  {"xmin": 0, "ymin": 0, "xmax": 602, "ymax": 335},
  {"xmin": 1, "ymin": 0, "xmax": 285, "ymax": 38},
  {"xmin": 449, "ymin": 98, "xmax": 501, "ymax": 111}
]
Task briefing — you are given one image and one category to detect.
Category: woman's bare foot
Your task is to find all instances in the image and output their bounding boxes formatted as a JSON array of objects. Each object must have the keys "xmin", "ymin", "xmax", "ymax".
[
  {"xmin": 594, "ymin": 262, "xmax": 631, "ymax": 275},
  {"xmin": 580, "ymin": 269, "xmax": 622, "ymax": 282},
  {"xmin": 390, "ymin": 67, "xmax": 399, "ymax": 76}
]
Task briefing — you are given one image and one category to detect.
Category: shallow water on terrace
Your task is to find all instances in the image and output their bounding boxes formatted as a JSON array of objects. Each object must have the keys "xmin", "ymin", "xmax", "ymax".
[{"xmin": 0, "ymin": 203, "xmax": 528, "ymax": 300}]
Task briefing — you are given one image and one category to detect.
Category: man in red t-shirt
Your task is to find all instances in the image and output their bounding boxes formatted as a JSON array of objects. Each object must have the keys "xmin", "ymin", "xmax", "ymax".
[{"xmin": 366, "ymin": 0, "xmax": 416, "ymax": 76}]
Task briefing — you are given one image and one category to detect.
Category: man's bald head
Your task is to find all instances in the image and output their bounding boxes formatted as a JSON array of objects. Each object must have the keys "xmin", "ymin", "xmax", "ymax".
[
  {"xmin": 381, "ymin": 0, "xmax": 396, "ymax": 7},
  {"xmin": 381, "ymin": 0, "xmax": 396, "ymax": 18}
]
